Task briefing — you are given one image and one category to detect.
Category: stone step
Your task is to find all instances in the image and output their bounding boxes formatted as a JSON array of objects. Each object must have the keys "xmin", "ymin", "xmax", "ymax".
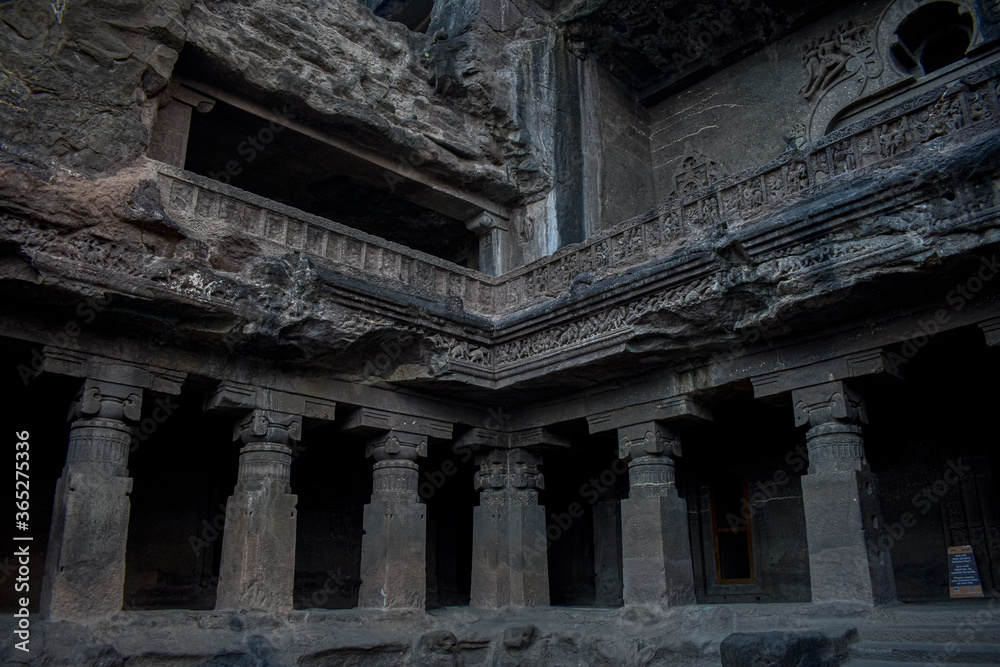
[
  {"xmin": 853, "ymin": 624, "xmax": 1000, "ymax": 644},
  {"xmin": 848, "ymin": 640, "xmax": 1000, "ymax": 664}
]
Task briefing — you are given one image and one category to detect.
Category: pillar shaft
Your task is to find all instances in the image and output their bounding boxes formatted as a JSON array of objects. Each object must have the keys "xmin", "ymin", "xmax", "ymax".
[
  {"xmin": 42, "ymin": 379, "xmax": 141, "ymax": 621},
  {"xmin": 618, "ymin": 422, "xmax": 696, "ymax": 606},
  {"xmin": 358, "ymin": 431, "xmax": 427, "ymax": 610},
  {"xmin": 470, "ymin": 448, "xmax": 549, "ymax": 608},
  {"xmin": 793, "ymin": 381, "xmax": 896, "ymax": 605},
  {"xmin": 216, "ymin": 410, "xmax": 299, "ymax": 612}
]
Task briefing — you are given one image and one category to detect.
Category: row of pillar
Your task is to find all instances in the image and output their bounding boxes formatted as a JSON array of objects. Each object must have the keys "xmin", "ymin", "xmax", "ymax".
[{"xmin": 40, "ymin": 373, "xmax": 895, "ymax": 622}]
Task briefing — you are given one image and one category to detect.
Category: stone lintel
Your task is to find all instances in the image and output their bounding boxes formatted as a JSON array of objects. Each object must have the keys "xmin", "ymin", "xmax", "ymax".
[
  {"xmin": 43, "ymin": 347, "xmax": 186, "ymax": 395},
  {"xmin": 341, "ymin": 407, "xmax": 452, "ymax": 439},
  {"xmin": 455, "ymin": 427, "xmax": 504, "ymax": 450},
  {"xmin": 587, "ymin": 396, "xmax": 711, "ymax": 434},
  {"xmin": 205, "ymin": 381, "xmax": 336, "ymax": 421},
  {"xmin": 791, "ymin": 380, "xmax": 867, "ymax": 429},
  {"xmin": 171, "ymin": 84, "xmax": 216, "ymax": 112},
  {"xmin": 752, "ymin": 349, "xmax": 900, "ymax": 399},
  {"xmin": 455, "ymin": 426, "xmax": 568, "ymax": 450},
  {"xmin": 979, "ymin": 317, "xmax": 1000, "ymax": 346}
]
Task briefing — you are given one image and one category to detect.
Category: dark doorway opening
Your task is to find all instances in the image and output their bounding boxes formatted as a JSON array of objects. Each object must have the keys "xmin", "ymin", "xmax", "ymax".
[
  {"xmin": 423, "ymin": 440, "xmax": 476, "ymax": 608},
  {"xmin": 123, "ymin": 385, "xmax": 236, "ymax": 610},
  {"xmin": 544, "ymin": 432, "xmax": 625, "ymax": 607},
  {"xmin": 292, "ymin": 426, "xmax": 368, "ymax": 609}
]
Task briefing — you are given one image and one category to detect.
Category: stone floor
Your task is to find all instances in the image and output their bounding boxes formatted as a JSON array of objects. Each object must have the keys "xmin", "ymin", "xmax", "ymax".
[{"xmin": 2, "ymin": 599, "xmax": 999, "ymax": 666}]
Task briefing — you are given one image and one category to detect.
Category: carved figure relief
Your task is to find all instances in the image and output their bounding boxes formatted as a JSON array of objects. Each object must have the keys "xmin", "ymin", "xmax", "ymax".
[
  {"xmin": 673, "ymin": 144, "xmax": 725, "ymax": 195},
  {"xmin": 800, "ymin": 21, "xmax": 881, "ymax": 102}
]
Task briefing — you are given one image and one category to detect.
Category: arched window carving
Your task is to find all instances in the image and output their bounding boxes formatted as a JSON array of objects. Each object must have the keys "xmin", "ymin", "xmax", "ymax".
[
  {"xmin": 890, "ymin": 1, "xmax": 975, "ymax": 76},
  {"xmin": 801, "ymin": 0, "xmax": 996, "ymax": 140}
]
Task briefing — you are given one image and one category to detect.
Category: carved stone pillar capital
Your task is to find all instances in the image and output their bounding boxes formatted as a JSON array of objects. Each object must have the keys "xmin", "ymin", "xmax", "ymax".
[
  {"xmin": 475, "ymin": 448, "xmax": 544, "ymax": 506},
  {"xmin": 617, "ymin": 421, "xmax": 682, "ymax": 462},
  {"xmin": 68, "ymin": 378, "xmax": 143, "ymax": 424},
  {"xmin": 366, "ymin": 429, "xmax": 428, "ymax": 461},
  {"xmin": 792, "ymin": 381, "xmax": 868, "ymax": 474},
  {"xmin": 792, "ymin": 380, "xmax": 867, "ymax": 429},
  {"xmin": 617, "ymin": 422, "xmax": 681, "ymax": 496},
  {"xmin": 234, "ymin": 409, "xmax": 301, "ymax": 446}
]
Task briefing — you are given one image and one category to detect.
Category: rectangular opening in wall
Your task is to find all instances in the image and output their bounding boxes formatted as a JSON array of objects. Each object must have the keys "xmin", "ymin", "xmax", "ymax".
[
  {"xmin": 710, "ymin": 473, "xmax": 756, "ymax": 584},
  {"xmin": 178, "ymin": 95, "xmax": 480, "ymax": 269}
]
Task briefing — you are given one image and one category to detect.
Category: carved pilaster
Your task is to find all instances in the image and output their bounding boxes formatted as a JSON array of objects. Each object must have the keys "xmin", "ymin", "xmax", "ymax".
[
  {"xmin": 42, "ymin": 378, "xmax": 143, "ymax": 621},
  {"xmin": 791, "ymin": 380, "xmax": 895, "ymax": 605},
  {"xmin": 470, "ymin": 447, "xmax": 550, "ymax": 608},
  {"xmin": 215, "ymin": 409, "xmax": 300, "ymax": 612}
]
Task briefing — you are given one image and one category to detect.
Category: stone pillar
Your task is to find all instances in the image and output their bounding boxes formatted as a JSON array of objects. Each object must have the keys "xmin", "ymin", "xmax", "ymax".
[
  {"xmin": 470, "ymin": 448, "xmax": 550, "ymax": 608},
  {"xmin": 358, "ymin": 430, "xmax": 428, "ymax": 610},
  {"xmin": 593, "ymin": 498, "xmax": 624, "ymax": 607},
  {"xmin": 215, "ymin": 409, "xmax": 300, "ymax": 612},
  {"xmin": 41, "ymin": 377, "xmax": 142, "ymax": 621},
  {"xmin": 793, "ymin": 381, "xmax": 896, "ymax": 605},
  {"xmin": 618, "ymin": 422, "xmax": 696, "ymax": 606},
  {"xmin": 148, "ymin": 83, "xmax": 216, "ymax": 167},
  {"xmin": 466, "ymin": 212, "xmax": 508, "ymax": 276}
]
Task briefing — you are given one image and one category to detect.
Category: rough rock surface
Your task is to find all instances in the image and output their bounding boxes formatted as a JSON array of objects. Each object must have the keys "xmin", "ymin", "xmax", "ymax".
[{"xmin": 719, "ymin": 630, "xmax": 855, "ymax": 667}]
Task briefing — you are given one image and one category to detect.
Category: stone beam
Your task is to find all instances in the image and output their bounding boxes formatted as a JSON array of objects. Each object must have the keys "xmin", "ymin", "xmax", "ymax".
[
  {"xmin": 42, "ymin": 346, "xmax": 186, "ymax": 395},
  {"xmin": 340, "ymin": 407, "xmax": 452, "ymax": 440},
  {"xmin": 456, "ymin": 426, "xmax": 570, "ymax": 450},
  {"xmin": 204, "ymin": 381, "xmax": 337, "ymax": 421},
  {"xmin": 751, "ymin": 349, "xmax": 902, "ymax": 398},
  {"xmin": 587, "ymin": 396, "xmax": 711, "ymax": 434}
]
